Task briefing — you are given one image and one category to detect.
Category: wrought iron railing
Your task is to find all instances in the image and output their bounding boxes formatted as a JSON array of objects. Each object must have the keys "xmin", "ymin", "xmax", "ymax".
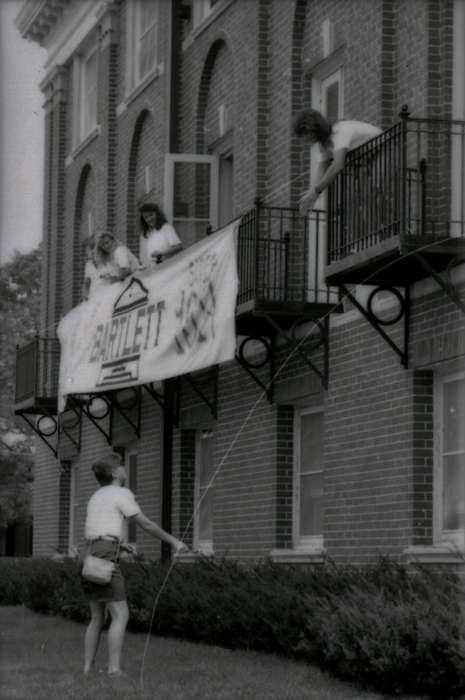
[
  {"xmin": 327, "ymin": 109, "xmax": 465, "ymax": 263},
  {"xmin": 15, "ymin": 336, "xmax": 60, "ymax": 406},
  {"xmin": 237, "ymin": 203, "xmax": 335, "ymax": 308}
]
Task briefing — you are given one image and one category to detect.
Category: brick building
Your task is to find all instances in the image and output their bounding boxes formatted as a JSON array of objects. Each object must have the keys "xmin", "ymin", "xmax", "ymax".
[{"xmin": 14, "ymin": 0, "xmax": 465, "ymax": 566}]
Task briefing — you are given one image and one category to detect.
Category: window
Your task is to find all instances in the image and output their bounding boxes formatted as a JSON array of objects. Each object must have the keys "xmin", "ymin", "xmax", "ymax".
[
  {"xmin": 127, "ymin": 452, "xmax": 138, "ymax": 544},
  {"xmin": 194, "ymin": 431, "xmax": 215, "ymax": 554},
  {"xmin": 69, "ymin": 462, "xmax": 80, "ymax": 554},
  {"xmin": 307, "ymin": 66, "xmax": 343, "ymax": 305},
  {"xmin": 435, "ymin": 372, "xmax": 465, "ymax": 549},
  {"xmin": 218, "ymin": 153, "xmax": 233, "ymax": 227},
  {"xmin": 72, "ymin": 40, "xmax": 98, "ymax": 147},
  {"xmin": 164, "ymin": 153, "xmax": 219, "ymax": 246},
  {"xmin": 126, "ymin": 0, "xmax": 159, "ymax": 94},
  {"xmin": 294, "ymin": 408, "xmax": 324, "ymax": 550}
]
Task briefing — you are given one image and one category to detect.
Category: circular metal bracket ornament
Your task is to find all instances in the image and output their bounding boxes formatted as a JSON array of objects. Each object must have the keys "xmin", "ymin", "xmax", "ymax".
[
  {"xmin": 87, "ymin": 394, "xmax": 111, "ymax": 420},
  {"xmin": 367, "ymin": 286, "xmax": 405, "ymax": 326},
  {"xmin": 36, "ymin": 414, "xmax": 58, "ymax": 437},
  {"xmin": 238, "ymin": 336, "xmax": 272, "ymax": 369},
  {"xmin": 114, "ymin": 387, "xmax": 139, "ymax": 410},
  {"xmin": 59, "ymin": 408, "xmax": 81, "ymax": 431},
  {"xmin": 290, "ymin": 319, "xmax": 326, "ymax": 349}
]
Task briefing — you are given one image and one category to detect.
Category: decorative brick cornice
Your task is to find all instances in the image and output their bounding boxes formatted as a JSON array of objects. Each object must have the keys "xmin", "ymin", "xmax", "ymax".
[
  {"xmin": 97, "ymin": 0, "xmax": 119, "ymax": 49},
  {"xmin": 15, "ymin": 0, "xmax": 69, "ymax": 46}
]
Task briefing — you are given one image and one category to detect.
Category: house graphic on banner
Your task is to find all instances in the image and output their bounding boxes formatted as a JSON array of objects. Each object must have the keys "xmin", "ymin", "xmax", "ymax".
[{"xmin": 97, "ymin": 278, "xmax": 149, "ymax": 387}]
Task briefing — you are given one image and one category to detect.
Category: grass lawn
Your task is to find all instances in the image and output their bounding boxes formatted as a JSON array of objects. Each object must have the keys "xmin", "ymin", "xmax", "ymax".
[{"xmin": 0, "ymin": 605, "xmax": 427, "ymax": 700}]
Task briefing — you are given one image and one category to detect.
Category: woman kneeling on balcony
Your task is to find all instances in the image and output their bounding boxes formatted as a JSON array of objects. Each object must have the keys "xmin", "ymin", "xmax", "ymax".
[
  {"xmin": 140, "ymin": 203, "xmax": 183, "ymax": 265},
  {"xmin": 294, "ymin": 109, "xmax": 381, "ymax": 215},
  {"xmin": 92, "ymin": 232, "xmax": 141, "ymax": 291}
]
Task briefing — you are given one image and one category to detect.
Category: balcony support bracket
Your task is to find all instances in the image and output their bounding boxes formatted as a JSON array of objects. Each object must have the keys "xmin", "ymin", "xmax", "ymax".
[
  {"xmin": 68, "ymin": 394, "xmax": 113, "ymax": 446},
  {"xmin": 16, "ymin": 410, "xmax": 58, "ymax": 458},
  {"xmin": 413, "ymin": 252, "xmax": 465, "ymax": 316},
  {"xmin": 142, "ymin": 382, "xmax": 179, "ymax": 426},
  {"xmin": 58, "ymin": 403, "xmax": 82, "ymax": 451},
  {"xmin": 340, "ymin": 284, "xmax": 410, "ymax": 368},
  {"xmin": 235, "ymin": 335, "xmax": 275, "ymax": 403},
  {"xmin": 105, "ymin": 388, "xmax": 142, "ymax": 439},
  {"xmin": 265, "ymin": 315, "xmax": 329, "ymax": 390},
  {"xmin": 180, "ymin": 366, "xmax": 219, "ymax": 419}
]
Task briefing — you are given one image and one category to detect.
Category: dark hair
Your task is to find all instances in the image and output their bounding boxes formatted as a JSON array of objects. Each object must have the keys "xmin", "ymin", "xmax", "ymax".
[
  {"xmin": 140, "ymin": 203, "xmax": 167, "ymax": 237},
  {"xmin": 92, "ymin": 452, "xmax": 121, "ymax": 485},
  {"xmin": 293, "ymin": 109, "xmax": 332, "ymax": 143}
]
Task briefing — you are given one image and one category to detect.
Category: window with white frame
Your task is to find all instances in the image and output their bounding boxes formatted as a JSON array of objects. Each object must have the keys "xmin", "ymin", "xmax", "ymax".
[
  {"xmin": 72, "ymin": 40, "xmax": 98, "ymax": 147},
  {"xmin": 126, "ymin": 0, "xmax": 159, "ymax": 94},
  {"xmin": 435, "ymin": 371, "xmax": 465, "ymax": 549},
  {"xmin": 194, "ymin": 430, "xmax": 215, "ymax": 554},
  {"xmin": 294, "ymin": 407, "xmax": 324, "ymax": 550},
  {"xmin": 164, "ymin": 153, "xmax": 219, "ymax": 246}
]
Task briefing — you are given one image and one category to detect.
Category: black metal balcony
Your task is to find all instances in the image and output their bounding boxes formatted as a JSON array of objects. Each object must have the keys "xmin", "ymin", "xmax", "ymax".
[
  {"xmin": 14, "ymin": 337, "xmax": 60, "ymax": 415},
  {"xmin": 326, "ymin": 108, "xmax": 465, "ymax": 286},
  {"xmin": 236, "ymin": 203, "xmax": 337, "ymax": 336}
]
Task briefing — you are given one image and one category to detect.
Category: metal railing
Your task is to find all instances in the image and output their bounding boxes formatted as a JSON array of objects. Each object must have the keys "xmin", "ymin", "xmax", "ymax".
[
  {"xmin": 327, "ymin": 110, "xmax": 465, "ymax": 263},
  {"xmin": 15, "ymin": 336, "xmax": 60, "ymax": 406},
  {"xmin": 237, "ymin": 203, "xmax": 335, "ymax": 307}
]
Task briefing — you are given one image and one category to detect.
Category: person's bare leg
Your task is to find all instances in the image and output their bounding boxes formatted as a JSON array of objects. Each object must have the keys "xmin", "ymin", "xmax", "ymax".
[
  {"xmin": 84, "ymin": 601, "xmax": 105, "ymax": 673},
  {"xmin": 106, "ymin": 600, "xmax": 130, "ymax": 674}
]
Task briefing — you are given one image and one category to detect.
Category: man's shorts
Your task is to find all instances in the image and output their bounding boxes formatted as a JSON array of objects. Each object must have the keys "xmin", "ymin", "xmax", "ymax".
[{"xmin": 81, "ymin": 539, "xmax": 126, "ymax": 603}]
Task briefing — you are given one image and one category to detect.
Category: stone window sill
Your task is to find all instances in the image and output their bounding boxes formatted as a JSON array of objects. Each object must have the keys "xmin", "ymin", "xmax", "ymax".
[
  {"xmin": 117, "ymin": 65, "xmax": 163, "ymax": 118},
  {"xmin": 269, "ymin": 548, "xmax": 326, "ymax": 564},
  {"xmin": 403, "ymin": 545, "xmax": 465, "ymax": 564},
  {"xmin": 65, "ymin": 126, "xmax": 101, "ymax": 167}
]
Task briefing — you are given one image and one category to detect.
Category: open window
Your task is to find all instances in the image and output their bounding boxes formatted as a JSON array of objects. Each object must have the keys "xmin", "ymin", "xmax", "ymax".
[{"xmin": 164, "ymin": 153, "xmax": 219, "ymax": 248}]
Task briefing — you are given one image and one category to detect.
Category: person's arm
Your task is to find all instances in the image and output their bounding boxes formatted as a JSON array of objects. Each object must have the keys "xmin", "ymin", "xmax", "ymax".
[
  {"xmin": 160, "ymin": 243, "xmax": 183, "ymax": 261},
  {"xmin": 132, "ymin": 512, "xmax": 188, "ymax": 553},
  {"xmin": 299, "ymin": 149, "xmax": 348, "ymax": 215}
]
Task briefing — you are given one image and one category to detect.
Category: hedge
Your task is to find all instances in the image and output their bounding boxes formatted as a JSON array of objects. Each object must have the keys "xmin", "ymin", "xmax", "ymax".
[{"xmin": 1, "ymin": 555, "xmax": 464, "ymax": 696}]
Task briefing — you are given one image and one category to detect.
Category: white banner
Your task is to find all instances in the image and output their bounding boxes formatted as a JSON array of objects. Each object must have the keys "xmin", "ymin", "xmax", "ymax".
[{"xmin": 57, "ymin": 223, "xmax": 239, "ymax": 412}]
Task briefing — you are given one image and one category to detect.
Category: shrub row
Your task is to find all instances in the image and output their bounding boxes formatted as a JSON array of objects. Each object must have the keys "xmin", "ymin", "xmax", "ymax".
[{"xmin": 1, "ymin": 555, "xmax": 464, "ymax": 696}]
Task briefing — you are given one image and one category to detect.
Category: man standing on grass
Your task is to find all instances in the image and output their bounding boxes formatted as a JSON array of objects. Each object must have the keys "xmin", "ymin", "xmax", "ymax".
[{"xmin": 82, "ymin": 451, "xmax": 188, "ymax": 676}]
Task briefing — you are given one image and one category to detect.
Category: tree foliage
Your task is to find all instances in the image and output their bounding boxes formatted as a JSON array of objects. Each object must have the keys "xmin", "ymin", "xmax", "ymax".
[{"xmin": 0, "ymin": 245, "xmax": 42, "ymax": 525}]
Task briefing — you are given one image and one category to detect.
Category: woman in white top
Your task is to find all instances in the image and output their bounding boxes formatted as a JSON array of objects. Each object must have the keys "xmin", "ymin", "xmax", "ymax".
[
  {"xmin": 93, "ymin": 231, "xmax": 141, "ymax": 289},
  {"xmin": 140, "ymin": 203, "xmax": 183, "ymax": 265},
  {"xmin": 293, "ymin": 109, "xmax": 382, "ymax": 214}
]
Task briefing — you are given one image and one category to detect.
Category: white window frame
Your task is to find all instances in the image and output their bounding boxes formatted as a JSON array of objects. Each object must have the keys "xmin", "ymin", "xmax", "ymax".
[
  {"xmin": 194, "ymin": 430, "xmax": 214, "ymax": 555},
  {"xmin": 293, "ymin": 406, "xmax": 324, "ymax": 551},
  {"xmin": 68, "ymin": 461, "xmax": 80, "ymax": 555},
  {"xmin": 164, "ymin": 153, "xmax": 219, "ymax": 231},
  {"xmin": 434, "ymin": 370, "xmax": 465, "ymax": 550},
  {"xmin": 125, "ymin": 0, "xmax": 159, "ymax": 96},
  {"xmin": 72, "ymin": 38, "xmax": 99, "ymax": 148}
]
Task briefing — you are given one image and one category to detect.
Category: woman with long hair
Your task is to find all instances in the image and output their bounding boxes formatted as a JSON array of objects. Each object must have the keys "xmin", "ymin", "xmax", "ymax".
[
  {"xmin": 139, "ymin": 203, "xmax": 182, "ymax": 265},
  {"xmin": 93, "ymin": 231, "xmax": 141, "ymax": 286}
]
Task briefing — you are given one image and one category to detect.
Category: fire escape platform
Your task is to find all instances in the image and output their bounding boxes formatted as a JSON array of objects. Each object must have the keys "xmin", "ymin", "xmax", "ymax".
[
  {"xmin": 236, "ymin": 299, "xmax": 335, "ymax": 336},
  {"xmin": 14, "ymin": 396, "xmax": 58, "ymax": 415},
  {"xmin": 325, "ymin": 234, "xmax": 465, "ymax": 287}
]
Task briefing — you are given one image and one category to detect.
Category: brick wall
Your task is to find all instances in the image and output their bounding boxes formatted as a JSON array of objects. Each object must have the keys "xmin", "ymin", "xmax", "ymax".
[{"xmin": 30, "ymin": 0, "xmax": 465, "ymax": 564}]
